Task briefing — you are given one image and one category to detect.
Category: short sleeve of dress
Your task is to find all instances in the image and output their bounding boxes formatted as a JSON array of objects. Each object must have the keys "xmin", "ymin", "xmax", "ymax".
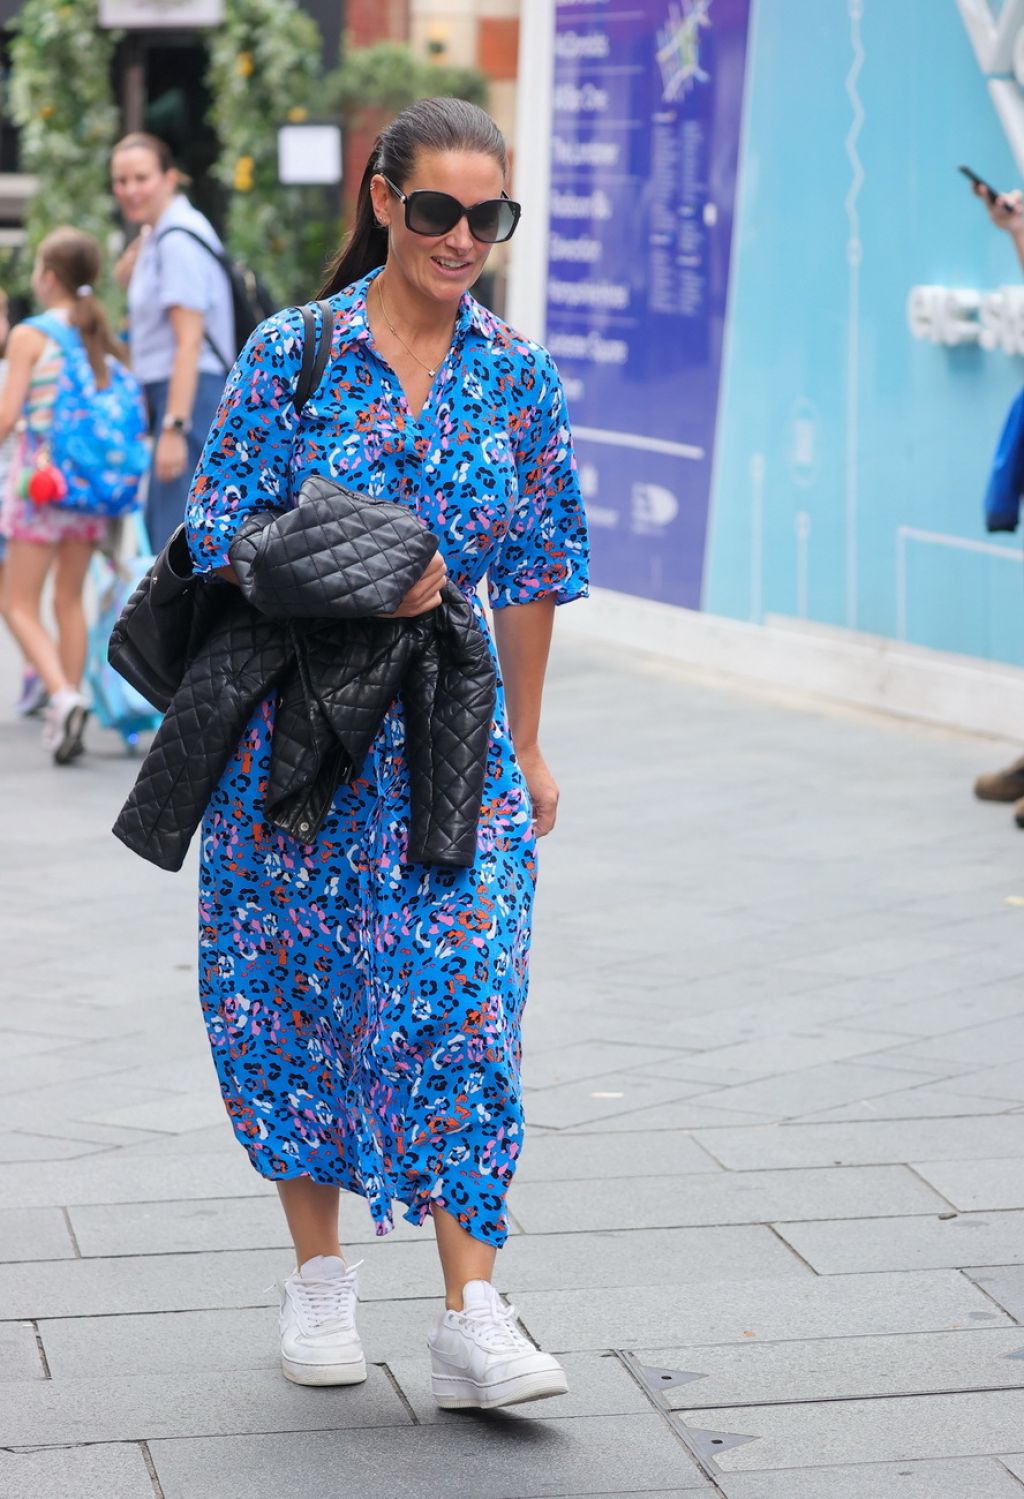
[
  {"xmin": 487, "ymin": 346, "xmax": 590, "ymax": 610},
  {"xmin": 185, "ymin": 308, "xmax": 304, "ymax": 573}
]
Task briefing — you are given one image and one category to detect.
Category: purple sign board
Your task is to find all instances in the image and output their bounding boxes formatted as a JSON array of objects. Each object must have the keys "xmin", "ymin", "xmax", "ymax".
[{"xmin": 546, "ymin": 0, "xmax": 751, "ymax": 607}]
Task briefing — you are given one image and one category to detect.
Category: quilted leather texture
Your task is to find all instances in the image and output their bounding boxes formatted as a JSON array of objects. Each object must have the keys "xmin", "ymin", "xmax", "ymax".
[
  {"xmin": 112, "ymin": 485, "xmax": 496, "ymax": 872},
  {"xmin": 107, "ymin": 525, "xmax": 212, "ymax": 713},
  {"xmin": 229, "ymin": 474, "xmax": 439, "ymax": 619}
]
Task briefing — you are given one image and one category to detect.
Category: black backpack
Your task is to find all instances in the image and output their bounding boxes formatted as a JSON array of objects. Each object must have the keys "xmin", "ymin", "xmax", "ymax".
[{"xmin": 157, "ymin": 225, "xmax": 278, "ymax": 371}]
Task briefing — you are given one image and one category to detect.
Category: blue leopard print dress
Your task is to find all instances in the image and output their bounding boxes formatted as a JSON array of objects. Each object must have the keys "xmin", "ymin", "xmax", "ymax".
[{"xmin": 185, "ymin": 269, "xmax": 589, "ymax": 1248}]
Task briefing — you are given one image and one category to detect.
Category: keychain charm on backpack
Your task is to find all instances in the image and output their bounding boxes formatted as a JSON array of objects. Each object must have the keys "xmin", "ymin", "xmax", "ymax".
[{"xmin": 19, "ymin": 443, "xmax": 68, "ymax": 506}]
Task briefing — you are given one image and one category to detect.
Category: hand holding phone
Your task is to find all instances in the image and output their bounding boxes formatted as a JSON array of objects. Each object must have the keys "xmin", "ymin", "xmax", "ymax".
[{"xmin": 959, "ymin": 164, "xmax": 1000, "ymax": 204}]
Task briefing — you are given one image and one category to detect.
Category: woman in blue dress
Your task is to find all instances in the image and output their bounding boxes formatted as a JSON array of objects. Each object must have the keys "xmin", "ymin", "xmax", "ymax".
[{"xmin": 186, "ymin": 98, "xmax": 589, "ymax": 1411}]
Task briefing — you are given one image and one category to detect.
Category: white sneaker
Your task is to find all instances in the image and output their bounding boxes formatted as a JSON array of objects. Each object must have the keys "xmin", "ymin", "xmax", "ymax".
[
  {"xmin": 428, "ymin": 1279, "xmax": 569, "ymax": 1410},
  {"xmin": 42, "ymin": 688, "xmax": 89, "ymax": 765},
  {"xmin": 278, "ymin": 1255, "xmax": 367, "ymax": 1386}
]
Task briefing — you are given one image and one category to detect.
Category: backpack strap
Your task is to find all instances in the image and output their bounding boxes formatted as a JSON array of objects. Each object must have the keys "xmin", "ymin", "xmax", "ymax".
[
  {"xmin": 155, "ymin": 225, "xmax": 233, "ymax": 373},
  {"xmin": 26, "ymin": 312, "xmax": 77, "ymax": 356},
  {"xmin": 294, "ymin": 300, "xmax": 336, "ymax": 415}
]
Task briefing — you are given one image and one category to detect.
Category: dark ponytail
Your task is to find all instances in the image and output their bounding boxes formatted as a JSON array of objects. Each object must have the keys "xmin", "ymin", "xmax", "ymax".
[{"xmin": 319, "ymin": 97, "xmax": 508, "ymax": 298}]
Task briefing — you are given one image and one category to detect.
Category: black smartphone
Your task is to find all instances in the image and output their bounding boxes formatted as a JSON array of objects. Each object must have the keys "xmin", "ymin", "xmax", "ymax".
[{"xmin": 959, "ymin": 164, "xmax": 1000, "ymax": 204}]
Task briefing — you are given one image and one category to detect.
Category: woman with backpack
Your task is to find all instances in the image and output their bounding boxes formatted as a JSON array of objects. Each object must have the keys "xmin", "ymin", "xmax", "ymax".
[
  {"xmin": 111, "ymin": 132, "xmax": 235, "ymax": 551},
  {"xmin": 0, "ymin": 228, "xmax": 140, "ymax": 763}
]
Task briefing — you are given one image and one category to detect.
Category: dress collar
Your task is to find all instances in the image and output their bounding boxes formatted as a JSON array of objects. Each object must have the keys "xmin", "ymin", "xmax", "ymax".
[{"xmin": 333, "ymin": 266, "xmax": 494, "ymax": 352}]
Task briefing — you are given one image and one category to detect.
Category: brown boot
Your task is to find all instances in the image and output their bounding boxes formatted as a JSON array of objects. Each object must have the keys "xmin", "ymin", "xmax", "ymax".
[{"xmin": 975, "ymin": 755, "xmax": 1024, "ymax": 802}]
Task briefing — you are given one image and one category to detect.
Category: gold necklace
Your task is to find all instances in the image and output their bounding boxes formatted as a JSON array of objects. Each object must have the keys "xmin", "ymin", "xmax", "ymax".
[{"xmin": 376, "ymin": 279, "xmax": 452, "ymax": 378}]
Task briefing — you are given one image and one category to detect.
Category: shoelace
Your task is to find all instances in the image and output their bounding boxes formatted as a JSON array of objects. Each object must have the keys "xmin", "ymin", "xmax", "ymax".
[
  {"xmin": 459, "ymin": 1298, "xmax": 531, "ymax": 1351},
  {"xmin": 284, "ymin": 1259, "xmax": 363, "ymax": 1331}
]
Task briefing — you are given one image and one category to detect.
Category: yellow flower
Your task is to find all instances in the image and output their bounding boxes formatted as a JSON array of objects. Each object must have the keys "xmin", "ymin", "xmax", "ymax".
[
  {"xmin": 39, "ymin": 104, "xmax": 56, "ymax": 120},
  {"xmin": 234, "ymin": 155, "xmax": 254, "ymax": 192},
  {"xmin": 288, "ymin": 106, "xmax": 308, "ymax": 123},
  {"xmin": 237, "ymin": 51, "xmax": 254, "ymax": 78}
]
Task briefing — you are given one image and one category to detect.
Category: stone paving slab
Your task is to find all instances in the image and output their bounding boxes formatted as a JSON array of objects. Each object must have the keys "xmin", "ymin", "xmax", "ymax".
[
  {"xmin": 716, "ymin": 1457, "xmax": 1024, "ymax": 1498},
  {"xmin": 0, "ymin": 1132, "xmax": 120, "ymax": 1164},
  {"xmin": 914, "ymin": 1158, "xmax": 1024, "ymax": 1212},
  {"xmin": 690, "ymin": 1115, "xmax": 1024, "ymax": 1170},
  {"xmin": 0, "ymin": 1206, "xmax": 75, "ymax": 1263},
  {"xmin": 513, "ymin": 1130, "xmax": 722, "ymax": 1182},
  {"xmin": 885, "ymin": 1016, "xmax": 1024, "ymax": 1068},
  {"xmin": 386, "ymin": 1351, "xmax": 649, "ymax": 1424},
  {"xmin": 0, "ymin": 1366, "xmax": 410, "ymax": 1446},
  {"xmin": 964, "ymin": 1265, "xmax": 1024, "ymax": 1321},
  {"xmin": 834, "ymin": 982, "xmax": 1024, "ymax": 1040},
  {"xmin": 68, "ymin": 1191, "xmax": 437, "ymax": 1257},
  {"xmin": 514, "ymin": 1270, "xmax": 1008, "ymax": 1353},
  {"xmin": 35, "ymin": 1299, "xmax": 449, "ymax": 1376},
  {"xmin": 0, "ymin": 1444, "xmax": 156, "ymax": 1499},
  {"xmin": 675, "ymin": 1388, "xmax": 1024, "ymax": 1472},
  {"xmin": 0, "ymin": 1321, "xmax": 44, "ymax": 1381},
  {"xmin": 776, "ymin": 1210, "xmax": 1024, "ymax": 1274},
  {"xmin": 498, "ymin": 1224, "xmax": 809, "ymax": 1288},
  {"xmin": 654, "ymin": 1027, "xmax": 913, "ymax": 1078},
  {"xmin": 666, "ymin": 1061, "xmax": 936, "ymax": 1120},
  {"xmin": 522, "ymin": 1073, "xmax": 712, "ymax": 1130},
  {"xmin": 147, "ymin": 1415, "xmax": 706, "ymax": 1499},
  {"xmin": 509, "ymin": 1164, "xmax": 947, "ymax": 1233},
  {"xmin": 634, "ymin": 1328, "xmax": 1024, "ymax": 1407},
  {"xmin": 797, "ymin": 1085, "xmax": 1024, "ymax": 1123},
  {"xmin": 0, "ymin": 1148, "xmax": 271, "ymax": 1208}
]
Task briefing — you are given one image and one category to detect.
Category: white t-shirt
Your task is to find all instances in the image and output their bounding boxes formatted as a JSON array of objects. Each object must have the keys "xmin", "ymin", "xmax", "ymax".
[{"xmin": 128, "ymin": 195, "xmax": 236, "ymax": 384}]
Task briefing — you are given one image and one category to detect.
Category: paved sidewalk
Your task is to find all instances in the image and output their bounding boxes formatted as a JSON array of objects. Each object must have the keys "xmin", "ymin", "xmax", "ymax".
[{"xmin": 4, "ymin": 627, "xmax": 1024, "ymax": 1499}]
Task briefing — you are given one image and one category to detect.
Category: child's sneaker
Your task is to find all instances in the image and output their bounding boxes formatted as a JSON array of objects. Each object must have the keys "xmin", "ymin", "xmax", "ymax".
[
  {"xmin": 42, "ymin": 688, "xmax": 89, "ymax": 765},
  {"xmin": 14, "ymin": 671, "xmax": 47, "ymax": 718}
]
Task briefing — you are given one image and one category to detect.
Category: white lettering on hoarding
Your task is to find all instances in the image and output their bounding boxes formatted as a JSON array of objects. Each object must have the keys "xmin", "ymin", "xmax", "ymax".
[
  {"xmin": 552, "ymin": 137, "xmax": 621, "ymax": 167},
  {"xmin": 550, "ymin": 188, "xmax": 614, "ymax": 220},
  {"xmin": 553, "ymin": 82, "xmax": 610, "ymax": 113},
  {"xmin": 555, "ymin": 31, "xmax": 612, "ymax": 60},
  {"xmin": 906, "ymin": 282, "xmax": 1024, "ymax": 353},
  {"xmin": 548, "ymin": 278, "xmax": 630, "ymax": 310},
  {"xmin": 549, "ymin": 234, "xmax": 603, "ymax": 264},
  {"xmin": 546, "ymin": 330, "xmax": 630, "ymax": 364}
]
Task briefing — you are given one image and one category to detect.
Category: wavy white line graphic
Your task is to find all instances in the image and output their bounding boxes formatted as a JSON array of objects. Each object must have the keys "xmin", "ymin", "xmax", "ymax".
[{"xmin": 844, "ymin": 0, "xmax": 865, "ymax": 630}]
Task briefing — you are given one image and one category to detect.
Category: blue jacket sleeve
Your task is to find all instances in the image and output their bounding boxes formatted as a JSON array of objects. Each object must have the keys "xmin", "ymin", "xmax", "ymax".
[{"xmin": 984, "ymin": 387, "xmax": 1024, "ymax": 533}]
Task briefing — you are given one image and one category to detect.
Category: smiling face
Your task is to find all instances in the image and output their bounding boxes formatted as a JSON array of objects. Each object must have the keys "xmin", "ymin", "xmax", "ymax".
[
  {"xmin": 370, "ymin": 148, "xmax": 506, "ymax": 309},
  {"xmin": 111, "ymin": 146, "xmax": 177, "ymax": 227}
]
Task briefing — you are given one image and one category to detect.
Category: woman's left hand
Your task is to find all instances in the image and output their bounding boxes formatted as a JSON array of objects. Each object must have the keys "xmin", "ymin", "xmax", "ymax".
[
  {"xmin": 517, "ymin": 743, "xmax": 560, "ymax": 838},
  {"xmin": 154, "ymin": 429, "xmax": 188, "ymax": 483}
]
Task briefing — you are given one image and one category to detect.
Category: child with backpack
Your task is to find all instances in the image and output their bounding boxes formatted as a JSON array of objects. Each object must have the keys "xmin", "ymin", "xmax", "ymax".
[{"xmin": 0, "ymin": 227, "xmax": 148, "ymax": 764}]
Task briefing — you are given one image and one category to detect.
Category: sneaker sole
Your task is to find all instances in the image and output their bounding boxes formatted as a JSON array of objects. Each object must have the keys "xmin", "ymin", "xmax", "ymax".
[
  {"xmin": 432, "ymin": 1368, "xmax": 569, "ymax": 1410},
  {"xmin": 281, "ymin": 1355, "xmax": 367, "ymax": 1387},
  {"xmin": 53, "ymin": 705, "xmax": 89, "ymax": 766}
]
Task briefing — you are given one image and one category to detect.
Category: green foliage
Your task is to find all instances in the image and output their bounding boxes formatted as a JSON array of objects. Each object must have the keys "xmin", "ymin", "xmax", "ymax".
[
  {"xmin": 327, "ymin": 42, "xmax": 489, "ymax": 123},
  {"xmin": 206, "ymin": 0, "xmax": 332, "ymax": 303},
  {"xmin": 2, "ymin": 0, "xmax": 121, "ymax": 301}
]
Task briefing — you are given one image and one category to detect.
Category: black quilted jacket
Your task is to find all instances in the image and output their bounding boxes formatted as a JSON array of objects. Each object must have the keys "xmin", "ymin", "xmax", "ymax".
[{"xmin": 111, "ymin": 477, "xmax": 497, "ymax": 872}]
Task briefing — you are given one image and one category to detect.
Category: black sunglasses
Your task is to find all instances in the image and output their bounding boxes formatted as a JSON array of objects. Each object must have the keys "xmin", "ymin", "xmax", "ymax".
[{"xmin": 380, "ymin": 176, "xmax": 521, "ymax": 244}]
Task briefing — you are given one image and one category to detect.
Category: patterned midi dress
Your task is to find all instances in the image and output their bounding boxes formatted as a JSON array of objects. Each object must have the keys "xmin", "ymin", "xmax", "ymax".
[{"xmin": 185, "ymin": 268, "xmax": 589, "ymax": 1249}]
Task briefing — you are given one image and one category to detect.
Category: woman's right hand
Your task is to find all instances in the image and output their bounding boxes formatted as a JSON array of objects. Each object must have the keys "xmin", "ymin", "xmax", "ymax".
[
  {"xmin": 979, "ymin": 184, "xmax": 1024, "ymax": 232},
  {"xmin": 379, "ymin": 550, "xmax": 447, "ymax": 617}
]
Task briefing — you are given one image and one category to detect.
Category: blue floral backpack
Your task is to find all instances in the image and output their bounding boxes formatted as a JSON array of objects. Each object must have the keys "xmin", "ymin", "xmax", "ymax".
[{"xmin": 24, "ymin": 313, "xmax": 149, "ymax": 517}]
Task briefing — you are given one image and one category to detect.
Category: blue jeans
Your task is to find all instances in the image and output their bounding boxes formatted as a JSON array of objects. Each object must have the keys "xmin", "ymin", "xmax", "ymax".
[{"xmin": 144, "ymin": 372, "xmax": 225, "ymax": 553}]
